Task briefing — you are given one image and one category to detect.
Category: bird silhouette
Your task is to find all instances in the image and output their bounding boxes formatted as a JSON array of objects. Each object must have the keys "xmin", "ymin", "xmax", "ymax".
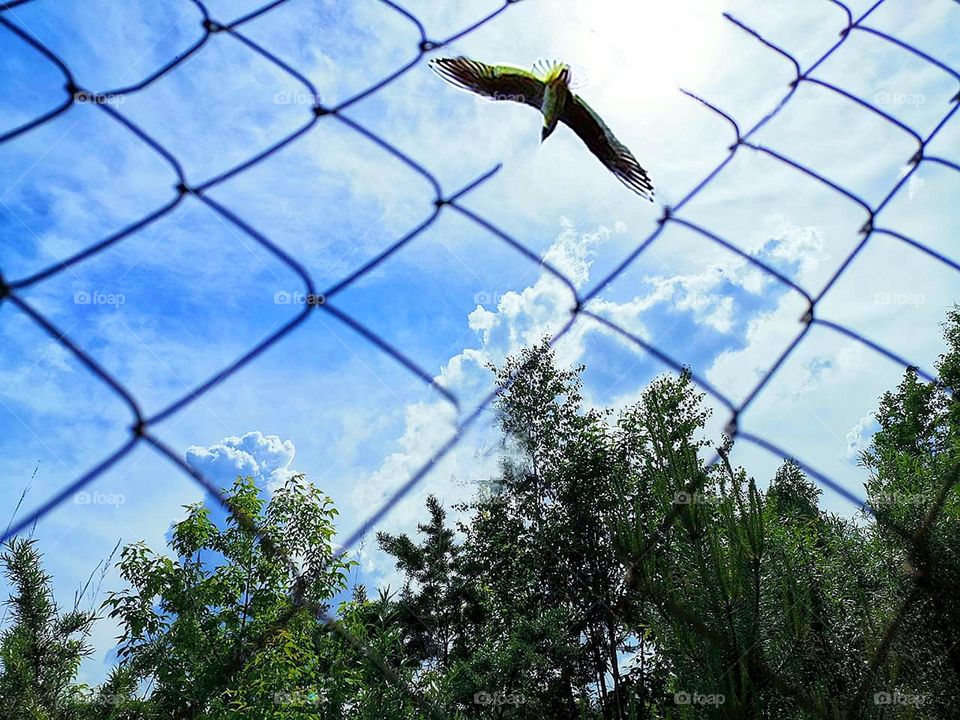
[{"xmin": 430, "ymin": 56, "xmax": 654, "ymax": 201}]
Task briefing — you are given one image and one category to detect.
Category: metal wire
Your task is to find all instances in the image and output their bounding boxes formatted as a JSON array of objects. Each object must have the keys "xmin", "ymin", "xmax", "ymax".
[{"xmin": 2, "ymin": 0, "xmax": 959, "ymax": 716}]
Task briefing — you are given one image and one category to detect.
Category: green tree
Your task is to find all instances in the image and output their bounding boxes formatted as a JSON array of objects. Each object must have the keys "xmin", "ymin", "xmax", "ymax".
[
  {"xmin": 377, "ymin": 493, "xmax": 483, "ymax": 700},
  {"xmin": 0, "ymin": 537, "xmax": 95, "ymax": 720},
  {"xmin": 382, "ymin": 338, "xmax": 919, "ymax": 719},
  {"xmin": 8, "ymin": 309, "xmax": 960, "ymax": 720},
  {"xmin": 854, "ymin": 308, "xmax": 960, "ymax": 717},
  {"xmin": 322, "ymin": 585, "xmax": 434, "ymax": 719},
  {"xmin": 103, "ymin": 474, "xmax": 355, "ymax": 718}
]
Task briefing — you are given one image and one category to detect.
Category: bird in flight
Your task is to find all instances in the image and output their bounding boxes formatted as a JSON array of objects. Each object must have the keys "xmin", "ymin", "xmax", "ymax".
[{"xmin": 429, "ymin": 57, "xmax": 654, "ymax": 201}]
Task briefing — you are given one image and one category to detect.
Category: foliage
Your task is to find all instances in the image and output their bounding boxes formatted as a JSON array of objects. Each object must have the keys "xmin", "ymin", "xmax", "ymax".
[
  {"xmin": 101, "ymin": 474, "xmax": 355, "ymax": 718},
  {"xmin": 3, "ymin": 311, "xmax": 960, "ymax": 719},
  {"xmin": 0, "ymin": 537, "xmax": 95, "ymax": 720}
]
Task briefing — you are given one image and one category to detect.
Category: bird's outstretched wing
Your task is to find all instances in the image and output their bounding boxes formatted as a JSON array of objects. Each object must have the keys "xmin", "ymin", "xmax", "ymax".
[
  {"xmin": 559, "ymin": 94, "xmax": 655, "ymax": 201},
  {"xmin": 429, "ymin": 57, "xmax": 545, "ymax": 109}
]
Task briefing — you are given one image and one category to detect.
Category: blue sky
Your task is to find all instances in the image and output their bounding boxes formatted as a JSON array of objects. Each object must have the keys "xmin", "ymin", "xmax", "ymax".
[{"xmin": 2, "ymin": 0, "xmax": 959, "ymax": 682}]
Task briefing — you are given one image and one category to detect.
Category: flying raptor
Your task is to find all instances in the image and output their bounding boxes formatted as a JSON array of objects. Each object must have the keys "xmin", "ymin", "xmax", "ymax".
[{"xmin": 429, "ymin": 57, "xmax": 654, "ymax": 201}]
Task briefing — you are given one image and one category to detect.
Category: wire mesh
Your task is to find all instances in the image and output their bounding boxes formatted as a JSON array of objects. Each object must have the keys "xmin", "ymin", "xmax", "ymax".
[{"xmin": 1, "ymin": 0, "xmax": 959, "ymax": 716}]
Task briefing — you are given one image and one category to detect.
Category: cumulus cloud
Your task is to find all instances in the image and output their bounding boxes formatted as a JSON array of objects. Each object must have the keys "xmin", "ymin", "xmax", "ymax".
[
  {"xmin": 465, "ymin": 218, "xmax": 606, "ymax": 365},
  {"xmin": 349, "ymin": 220, "xmax": 608, "ymax": 567},
  {"xmin": 762, "ymin": 219, "xmax": 828, "ymax": 282},
  {"xmin": 846, "ymin": 413, "xmax": 880, "ymax": 461},
  {"xmin": 642, "ymin": 273, "xmax": 738, "ymax": 333},
  {"xmin": 186, "ymin": 431, "xmax": 297, "ymax": 492},
  {"xmin": 350, "ymin": 215, "xmax": 834, "ymax": 578}
]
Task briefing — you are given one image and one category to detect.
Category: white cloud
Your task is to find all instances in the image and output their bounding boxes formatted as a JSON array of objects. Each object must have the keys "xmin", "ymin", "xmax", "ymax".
[
  {"xmin": 346, "ymin": 220, "xmax": 608, "ymax": 564},
  {"xmin": 846, "ymin": 413, "xmax": 880, "ymax": 461},
  {"xmin": 643, "ymin": 273, "xmax": 737, "ymax": 333},
  {"xmin": 349, "ymin": 214, "xmax": 835, "ymax": 577},
  {"xmin": 186, "ymin": 431, "xmax": 297, "ymax": 492},
  {"xmin": 761, "ymin": 218, "xmax": 828, "ymax": 282},
  {"xmin": 708, "ymin": 291, "xmax": 810, "ymax": 403},
  {"xmin": 346, "ymin": 183, "xmax": 940, "ymax": 564}
]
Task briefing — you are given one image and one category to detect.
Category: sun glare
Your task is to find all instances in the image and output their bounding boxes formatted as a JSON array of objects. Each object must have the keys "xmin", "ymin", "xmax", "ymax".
[{"xmin": 564, "ymin": 0, "xmax": 726, "ymax": 103}]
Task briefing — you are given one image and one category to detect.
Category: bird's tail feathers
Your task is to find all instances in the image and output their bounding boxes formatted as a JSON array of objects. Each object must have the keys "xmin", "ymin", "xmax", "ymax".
[
  {"xmin": 532, "ymin": 58, "xmax": 555, "ymax": 78},
  {"xmin": 567, "ymin": 63, "xmax": 591, "ymax": 91},
  {"xmin": 533, "ymin": 58, "xmax": 571, "ymax": 83}
]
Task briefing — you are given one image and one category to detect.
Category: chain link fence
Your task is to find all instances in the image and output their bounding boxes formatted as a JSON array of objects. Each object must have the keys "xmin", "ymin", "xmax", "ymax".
[{"xmin": 1, "ymin": 0, "xmax": 959, "ymax": 716}]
